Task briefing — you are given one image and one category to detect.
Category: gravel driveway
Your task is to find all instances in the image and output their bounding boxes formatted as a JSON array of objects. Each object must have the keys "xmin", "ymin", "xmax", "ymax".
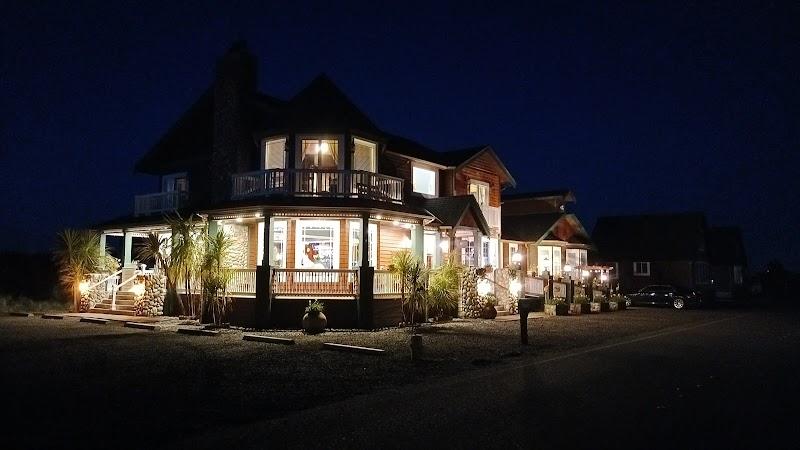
[{"xmin": 0, "ymin": 308, "xmax": 736, "ymax": 449}]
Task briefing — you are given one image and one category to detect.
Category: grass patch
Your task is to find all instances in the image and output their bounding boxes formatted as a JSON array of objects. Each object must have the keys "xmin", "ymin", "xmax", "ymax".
[{"xmin": 0, "ymin": 295, "xmax": 69, "ymax": 314}]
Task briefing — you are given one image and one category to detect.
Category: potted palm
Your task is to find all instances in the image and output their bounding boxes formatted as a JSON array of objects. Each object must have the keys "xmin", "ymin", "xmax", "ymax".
[
  {"xmin": 302, "ymin": 300, "xmax": 327, "ymax": 334},
  {"xmin": 544, "ymin": 297, "xmax": 568, "ymax": 316}
]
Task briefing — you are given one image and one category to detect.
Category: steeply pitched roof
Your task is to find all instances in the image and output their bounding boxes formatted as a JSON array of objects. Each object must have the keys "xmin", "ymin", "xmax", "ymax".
[
  {"xmin": 502, "ymin": 213, "xmax": 591, "ymax": 245},
  {"xmin": 273, "ymin": 74, "xmax": 384, "ymax": 135},
  {"xmin": 424, "ymin": 195, "xmax": 490, "ymax": 235},
  {"xmin": 592, "ymin": 213, "xmax": 708, "ymax": 261},
  {"xmin": 707, "ymin": 227, "xmax": 747, "ymax": 265}
]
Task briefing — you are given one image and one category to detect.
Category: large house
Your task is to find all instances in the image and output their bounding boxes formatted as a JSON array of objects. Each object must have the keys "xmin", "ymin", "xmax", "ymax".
[
  {"xmin": 707, "ymin": 226, "xmax": 747, "ymax": 299},
  {"xmin": 94, "ymin": 42, "xmax": 518, "ymax": 328},
  {"xmin": 591, "ymin": 212, "xmax": 712, "ymax": 293}
]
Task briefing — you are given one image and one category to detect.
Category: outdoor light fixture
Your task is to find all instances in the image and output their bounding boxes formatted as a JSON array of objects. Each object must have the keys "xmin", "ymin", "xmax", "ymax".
[
  {"xmin": 319, "ymin": 141, "xmax": 329, "ymax": 154},
  {"xmin": 600, "ymin": 273, "xmax": 609, "ymax": 282},
  {"xmin": 392, "ymin": 220, "xmax": 400, "ymax": 226},
  {"xmin": 477, "ymin": 279, "xmax": 492, "ymax": 296},
  {"xmin": 439, "ymin": 240, "xmax": 449, "ymax": 251},
  {"xmin": 130, "ymin": 283, "xmax": 145, "ymax": 297},
  {"xmin": 511, "ymin": 252, "xmax": 522, "ymax": 264},
  {"xmin": 236, "ymin": 217, "xmax": 243, "ymax": 223},
  {"xmin": 78, "ymin": 280, "xmax": 90, "ymax": 295},
  {"xmin": 581, "ymin": 270, "xmax": 589, "ymax": 278},
  {"xmin": 254, "ymin": 212, "xmax": 262, "ymax": 218}
]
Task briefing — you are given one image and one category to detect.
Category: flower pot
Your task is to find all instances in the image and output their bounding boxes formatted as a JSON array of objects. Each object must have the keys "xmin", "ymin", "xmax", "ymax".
[
  {"xmin": 589, "ymin": 302, "xmax": 602, "ymax": 313},
  {"xmin": 578, "ymin": 303, "xmax": 591, "ymax": 314},
  {"xmin": 617, "ymin": 300, "xmax": 627, "ymax": 310},
  {"xmin": 568, "ymin": 303, "xmax": 582, "ymax": 315},
  {"xmin": 608, "ymin": 301, "xmax": 619, "ymax": 312},
  {"xmin": 544, "ymin": 304, "xmax": 569, "ymax": 316},
  {"xmin": 302, "ymin": 312, "xmax": 327, "ymax": 334},
  {"xmin": 481, "ymin": 305, "xmax": 497, "ymax": 319},
  {"xmin": 600, "ymin": 302, "xmax": 611, "ymax": 312}
]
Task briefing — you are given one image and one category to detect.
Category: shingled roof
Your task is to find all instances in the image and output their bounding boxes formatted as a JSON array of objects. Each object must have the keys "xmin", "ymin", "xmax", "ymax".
[
  {"xmin": 592, "ymin": 213, "xmax": 708, "ymax": 261},
  {"xmin": 502, "ymin": 213, "xmax": 591, "ymax": 245},
  {"xmin": 707, "ymin": 226, "xmax": 747, "ymax": 265},
  {"xmin": 424, "ymin": 195, "xmax": 490, "ymax": 236}
]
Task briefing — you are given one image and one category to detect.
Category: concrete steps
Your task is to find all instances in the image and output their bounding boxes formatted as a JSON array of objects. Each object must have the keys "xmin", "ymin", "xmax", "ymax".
[{"xmin": 88, "ymin": 291, "xmax": 138, "ymax": 315}]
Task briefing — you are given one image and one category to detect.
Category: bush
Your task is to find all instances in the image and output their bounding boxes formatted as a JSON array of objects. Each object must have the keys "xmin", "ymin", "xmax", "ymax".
[
  {"xmin": 545, "ymin": 296, "xmax": 566, "ymax": 305},
  {"xmin": 305, "ymin": 299, "xmax": 325, "ymax": 315},
  {"xmin": 426, "ymin": 256, "xmax": 462, "ymax": 319},
  {"xmin": 573, "ymin": 294, "xmax": 589, "ymax": 304}
]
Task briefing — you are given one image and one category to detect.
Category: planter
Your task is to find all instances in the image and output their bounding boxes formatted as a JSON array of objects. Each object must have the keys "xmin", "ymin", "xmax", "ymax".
[
  {"xmin": 600, "ymin": 302, "xmax": 611, "ymax": 312},
  {"xmin": 568, "ymin": 303, "xmax": 582, "ymax": 315},
  {"xmin": 302, "ymin": 312, "xmax": 327, "ymax": 334},
  {"xmin": 589, "ymin": 302, "xmax": 602, "ymax": 313},
  {"xmin": 608, "ymin": 301, "xmax": 620, "ymax": 311},
  {"xmin": 481, "ymin": 305, "xmax": 498, "ymax": 320},
  {"xmin": 544, "ymin": 304, "xmax": 569, "ymax": 316},
  {"xmin": 616, "ymin": 300, "xmax": 627, "ymax": 310},
  {"xmin": 577, "ymin": 303, "xmax": 591, "ymax": 314}
]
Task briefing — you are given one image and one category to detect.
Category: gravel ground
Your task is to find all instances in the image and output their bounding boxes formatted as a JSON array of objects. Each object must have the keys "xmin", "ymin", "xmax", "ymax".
[{"xmin": 0, "ymin": 307, "xmax": 737, "ymax": 449}]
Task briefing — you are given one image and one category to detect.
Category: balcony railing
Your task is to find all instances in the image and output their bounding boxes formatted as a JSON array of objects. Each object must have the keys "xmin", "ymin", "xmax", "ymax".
[
  {"xmin": 231, "ymin": 169, "xmax": 404, "ymax": 204},
  {"xmin": 271, "ymin": 268, "xmax": 359, "ymax": 297},
  {"xmin": 134, "ymin": 191, "xmax": 187, "ymax": 216}
]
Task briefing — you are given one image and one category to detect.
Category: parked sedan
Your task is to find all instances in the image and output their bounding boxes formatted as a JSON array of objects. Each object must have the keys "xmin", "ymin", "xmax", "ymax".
[{"xmin": 625, "ymin": 285, "xmax": 701, "ymax": 309}]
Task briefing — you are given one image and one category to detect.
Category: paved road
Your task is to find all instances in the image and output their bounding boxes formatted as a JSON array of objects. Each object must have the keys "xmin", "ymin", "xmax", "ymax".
[{"xmin": 175, "ymin": 308, "xmax": 800, "ymax": 450}]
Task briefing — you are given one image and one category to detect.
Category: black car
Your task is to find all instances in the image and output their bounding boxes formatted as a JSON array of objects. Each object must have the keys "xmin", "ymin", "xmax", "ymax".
[{"xmin": 625, "ymin": 285, "xmax": 701, "ymax": 309}]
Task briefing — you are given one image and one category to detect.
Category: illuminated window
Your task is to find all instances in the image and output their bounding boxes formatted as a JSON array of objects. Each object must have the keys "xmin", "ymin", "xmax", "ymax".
[
  {"xmin": 353, "ymin": 138, "xmax": 376, "ymax": 172},
  {"xmin": 257, "ymin": 221, "xmax": 287, "ymax": 268},
  {"xmin": 296, "ymin": 220, "xmax": 339, "ymax": 269},
  {"xmin": 262, "ymin": 137, "xmax": 286, "ymax": 170},
  {"xmin": 348, "ymin": 221, "xmax": 377, "ymax": 268},
  {"xmin": 412, "ymin": 165, "xmax": 437, "ymax": 196},
  {"xmin": 469, "ymin": 181, "xmax": 489, "ymax": 206},
  {"xmin": 301, "ymin": 139, "xmax": 339, "ymax": 169}
]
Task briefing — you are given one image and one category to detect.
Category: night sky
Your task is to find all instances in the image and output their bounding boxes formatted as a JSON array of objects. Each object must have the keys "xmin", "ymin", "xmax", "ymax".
[{"xmin": 2, "ymin": 1, "xmax": 798, "ymax": 271}]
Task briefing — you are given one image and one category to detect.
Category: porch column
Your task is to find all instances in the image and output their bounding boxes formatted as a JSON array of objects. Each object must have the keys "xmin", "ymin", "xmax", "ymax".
[
  {"xmin": 411, "ymin": 223, "xmax": 424, "ymax": 262},
  {"xmin": 433, "ymin": 232, "xmax": 442, "ymax": 268},
  {"xmin": 256, "ymin": 210, "xmax": 273, "ymax": 328},
  {"xmin": 357, "ymin": 213, "xmax": 374, "ymax": 329},
  {"xmin": 208, "ymin": 219, "xmax": 219, "ymax": 236},
  {"xmin": 99, "ymin": 232, "xmax": 107, "ymax": 256},
  {"xmin": 123, "ymin": 230, "xmax": 133, "ymax": 267},
  {"xmin": 472, "ymin": 229, "xmax": 482, "ymax": 267}
]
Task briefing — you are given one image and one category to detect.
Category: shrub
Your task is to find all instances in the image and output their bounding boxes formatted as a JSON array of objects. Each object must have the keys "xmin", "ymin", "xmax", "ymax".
[
  {"xmin": 545, "ymin": 296, "xmax": 566, "ymax": 305},
  {"xmin": 426, "ymin": 256, "xmax": 462, "ymax": 319},
  {"xmin": 572, "ymin": 294, "xmax": 589, "ymax": 304},
  {"xmin": 481, "ymin": 293, "xmax": 498, "ymax": 308},
  {"xmin": 305, "ymin": 299, "xmax": 325, "ymax": 315}
]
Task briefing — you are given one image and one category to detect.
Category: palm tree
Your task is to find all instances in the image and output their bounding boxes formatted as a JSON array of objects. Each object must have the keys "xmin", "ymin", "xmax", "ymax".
[
  {"xmin": 167, "ymin": 214, "xmax": 206, "ymax": 317},
  {"xmin": 53, "ymin": 229, "xmax": 105, "ymax": 312},
  {"xmin": 389, "ymin": 250, "xmax": 415, "ymax": 323},
  {"xmin": 135, "ymin": 232, "xmax": 180, "ymax": 316},
  {"xmin": 426, "ymin": 255, "xmax": 462, "ymax": 319},
  {"xmin": 201, "ymin": 230, "xmax": 234, "ymax": 325}
]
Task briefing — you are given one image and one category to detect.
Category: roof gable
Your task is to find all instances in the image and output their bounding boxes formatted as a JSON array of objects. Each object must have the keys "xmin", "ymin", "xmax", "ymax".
[{"xmin": 424, "ymin": 195, "xmax": 490, "ymax": 236}]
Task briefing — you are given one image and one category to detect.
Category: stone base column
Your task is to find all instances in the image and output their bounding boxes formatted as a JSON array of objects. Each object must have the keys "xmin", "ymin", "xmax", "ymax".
[{"xmin": 357, "ymin": 266, "xmax": 374, "ymax": 329}]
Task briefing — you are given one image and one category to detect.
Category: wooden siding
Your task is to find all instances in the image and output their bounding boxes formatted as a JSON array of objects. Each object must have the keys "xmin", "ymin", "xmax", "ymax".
[
  {"xmin": 453, "ymin": 153, "xmax": 502, "ymax": 207},
  {"xmin": 378, "ymin": 223, "xmax": 410, "ymax": 269},
  {"xmin": 286, "ymin": 219, "xmax": 296, "ymax": 268},
  {"xmin": 247, "ymin": 223, "xmax": 259, "ymax": 268}
]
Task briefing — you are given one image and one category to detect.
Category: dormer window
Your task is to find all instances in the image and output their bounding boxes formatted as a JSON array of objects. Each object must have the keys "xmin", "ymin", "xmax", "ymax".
[
  {"xmin": 262, "ymin": 137, "xmax": 286, "ymax": 170},
  {"xmin": 468, "ymin": 180, "xmax": 489, "ymax": 206},
  {"xmin": 353, "ymin": 138, "xmax": 376, "ymax": 172},
  {"xmin": 162, "ymin": 173, "xmax": 188, "ymax": 192},
  {"xmin": 412, "ymin": 163, "xmax": 437, "ymax": 197}
]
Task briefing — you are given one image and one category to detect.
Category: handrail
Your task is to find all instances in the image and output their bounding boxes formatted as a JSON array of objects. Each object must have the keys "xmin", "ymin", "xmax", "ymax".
[
  {"xmin": 232, "ymin": 169, "xmax": 404, "ymax": 203},
  {"xmin": 86, "ymin": 269, "xmax": 123, "ymax": 292},
  {"xmin": 112, "ymin": 270, "xmax": 142, "ymax": 309}
]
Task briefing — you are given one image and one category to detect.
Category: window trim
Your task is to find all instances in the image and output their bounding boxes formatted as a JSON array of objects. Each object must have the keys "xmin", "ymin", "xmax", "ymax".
[
  {"xmin": 352, "ymin": 137, "xmax": 378, "ymax": 173},
  {"xmin": 162, "ymin": 172, "xmax": 188, "ymax": 193},
  {"xmin": 296, "ymin": 134, "xmax": 344, "ymax": 170},
  {"xmin": 633, "ymin": 261, "xmax": 651, "ymax": 277},
  {"xmin": 411, "ymin": 162, "xmax": 438, "ymax": 197},
  {"xmin": 295, "ymin": 219, "xmax": 340, "ymax": 269},
  {"xmin": 468, "ymin": 179, "xmax": 490, "ymax": 206}
]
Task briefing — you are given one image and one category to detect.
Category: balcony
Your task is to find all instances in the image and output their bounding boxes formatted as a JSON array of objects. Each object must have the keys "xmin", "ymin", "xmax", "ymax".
[
  {"xmin": 134, "ymin": 191, "xmax": 187, "ymax": 217},
  {"xmin": 231, "ymin": 169, "xmax": 404, "ymax": 204}
]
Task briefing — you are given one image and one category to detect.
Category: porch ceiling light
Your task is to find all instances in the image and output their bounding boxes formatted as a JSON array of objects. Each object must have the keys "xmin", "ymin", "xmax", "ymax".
[
  {"xmin": 236, "ymin": 218, "xmax": 243, "ymax": 223},
  {"xmin": 600, "ymin": 273, "xmax": 609, "ymax": 282},
  {"xmin": 581, "ymin": 270, "xmax": 590, "ymax": 278}
]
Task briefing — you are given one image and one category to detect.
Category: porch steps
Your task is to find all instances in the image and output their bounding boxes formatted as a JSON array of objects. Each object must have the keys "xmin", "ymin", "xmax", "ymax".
[{"xmin": 88, "ymin": 291, "xmax": 138, "ymax": 315}]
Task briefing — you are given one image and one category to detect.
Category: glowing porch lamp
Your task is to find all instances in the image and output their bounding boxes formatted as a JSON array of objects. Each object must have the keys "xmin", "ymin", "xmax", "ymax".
[
  {"xmin": 78, "ymin": 280, "xmax": 91, "ymax": 295},
  {"xmin": 439, "ymin": 240, "xmax": 450, "ymax": 252},
  {"xmin": 509, "ymin": 279, "xmax": 522, "ymax": 298},
  {"xmin": 477, "ymin": 279, "xmax": 492, "ymax": 297}
]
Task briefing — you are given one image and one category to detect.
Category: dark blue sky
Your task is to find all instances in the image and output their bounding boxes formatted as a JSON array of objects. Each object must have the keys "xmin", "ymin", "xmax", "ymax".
[{"xmin": 2, "ymin": 1, "xmax": 798, "ymax": 271}]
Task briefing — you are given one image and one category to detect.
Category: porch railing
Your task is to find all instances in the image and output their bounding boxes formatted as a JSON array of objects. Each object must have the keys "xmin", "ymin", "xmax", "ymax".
[
  {"xmin": 271, "ymin": 268, "xmax": 359, "ymax": 297},
  {"xmin": 229, "ymin": 268, "xmax": 257, "ymax": 295},
  {"xmin": 134, "ymin": 191, "xmax": 187, "ymax": 216},
  {"xmin": 523, "ymin": 276, "xmax": 545, "ymax": 296},
  {"xmin": 374, "ymin": 270, "xmax": 402, "ymax": 296},
  {"xmin": 231, "ymin": 169, "xmax": 404, "ymax": 204}
]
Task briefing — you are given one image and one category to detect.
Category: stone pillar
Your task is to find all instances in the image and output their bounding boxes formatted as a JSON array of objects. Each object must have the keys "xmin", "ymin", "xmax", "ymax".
[
  {"xmin": 123, "ymin": 231, "xmax": 133, "ymax": 267},
  {"xmin": 357, "ymin": 213, "xmax": 374, "ymax": 329},
  {"xmin": 412, "ymin": 223, "xmax": 424, "ymax": 262},
  {"xmin": 255, "ymin": 210, "xmax": 273, "ymax": 328},
  {"xmin": 473, "ymin": 229, "xmax": 482, "ymax": 268}
]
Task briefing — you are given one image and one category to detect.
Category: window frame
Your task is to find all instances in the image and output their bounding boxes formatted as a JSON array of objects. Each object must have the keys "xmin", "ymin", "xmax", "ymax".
[
  {"xmin": 295, "ymin": 219, "xmax": 340, "ymax": 269},
  {"xmin": 468, "ymin": 179, "xmax": 490, "ymax": 206},
  {"xmin": 162, "ymin": 172, "xmax": 188, "ymax": 193},
  {"xmin": 633, "ymin": 261, "xmax": 651, "ymax": 277},
  {"xmin": 257, "ymin": 220, "xmax": 288, "ymax": 268},
  {"xmin": 261, "ymin": 136, "xmax": 287, "ymax": 170},
  {"xmin": 352, "ymin": 137, "xmax": 377, "ymax": 173},
  {"xmin": 296, "ymin": 134, "xmax": 344, "ymax": 170},
  {"xmin": 348, "ymin": 220, "xmax": 377, "ymax": 269}
]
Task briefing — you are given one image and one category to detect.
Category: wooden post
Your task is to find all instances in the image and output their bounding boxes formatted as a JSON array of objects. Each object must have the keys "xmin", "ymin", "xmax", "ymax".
[
  {"xmin": 357, "ymin": 213, "xmax": 374, "ymax": 329},
  {"xmin": 255, "ymin": 210, "xmax": 273, "ymax": 328},
  {"xmin": 123, "ymin": 231, "xmax": 133, "ymax": 267}
]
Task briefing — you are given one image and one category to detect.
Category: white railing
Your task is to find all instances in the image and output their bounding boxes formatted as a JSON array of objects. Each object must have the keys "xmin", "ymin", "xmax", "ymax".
[
  {"xmin": 374, "ymin": 270, "xmax": 402, "ymax": 295},
  {"xmin": 134, "ymin": 191, "xmax": 187, "ymax": 216},
  {"xmin": 480, "ymin": 205, "xmax": 502, "ymax": 232},
  {"xmin": 231, "ymin": 169, "xmax": 404, "ymax": 204},
  {"xmin": 229, "ymin": 268, "xmax": 257, "ymax": 295},
  {"xmin": 524, "ymin": 276, "xmax": 545, "ymax": 296},
  {"xmin": 271, "ymin": 268, "xmax": 359, "ymax": 297}
]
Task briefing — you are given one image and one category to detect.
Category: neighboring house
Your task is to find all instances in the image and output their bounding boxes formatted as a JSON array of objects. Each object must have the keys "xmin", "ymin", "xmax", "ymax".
[
  {"xmin": 94, "ymin": 42, "xmax": 516, "ymax": 328},
  {"xmin": 591, "ymin": 212, "xmax": 712, "ymax": 293},
  {"xmin": 500, "ymin": 190, "xmax": 594, "ymax": 277},
  {"xmin": 707, "ymin": 226, "xmax": 747, "ymax": 299}
]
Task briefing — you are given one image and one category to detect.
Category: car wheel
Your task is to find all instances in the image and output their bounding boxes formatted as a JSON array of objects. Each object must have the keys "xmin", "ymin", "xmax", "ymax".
[{"xmin": 673, "ymin": 297, "xmax": 685, "ymax": 310}]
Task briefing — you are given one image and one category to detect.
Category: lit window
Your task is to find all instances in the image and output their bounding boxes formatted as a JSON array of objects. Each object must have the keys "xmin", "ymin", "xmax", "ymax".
[
  {"xmin": 296, "ymin": 220, "xmax": 339, "ymax": 269},
  {"xmin": 348, "ymin": 221, "xmax": 377, "ymax": 268},
  {"xmin": 353, "ymin": 138, "xmax": 376, "ymax": 172},
  {"xmin": 412, "ymin": 165, "xmax": 437, "ymax": 196},
  {"xmin": 469, "ymin": 181, "xmax": 489, "ymax": 206},
  {"xmin": 301, "ymin": 139, "xmax": 338, "ymax": 169},
  {"xmin": 256, "ymin": 220, "xmax": 287, "ymax": 268},
  {"xmin": 633, "ymin": 262, "xmax": 650, "ymax": 276},
  {"xmin": 263, "ymin": 138, "xmax": 286, "ymax": 170}
]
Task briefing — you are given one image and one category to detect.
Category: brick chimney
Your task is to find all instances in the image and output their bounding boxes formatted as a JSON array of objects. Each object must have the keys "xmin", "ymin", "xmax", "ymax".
[{"xmin": 211, "ymin": 41, "xmax": 257, "ymax": 203}]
